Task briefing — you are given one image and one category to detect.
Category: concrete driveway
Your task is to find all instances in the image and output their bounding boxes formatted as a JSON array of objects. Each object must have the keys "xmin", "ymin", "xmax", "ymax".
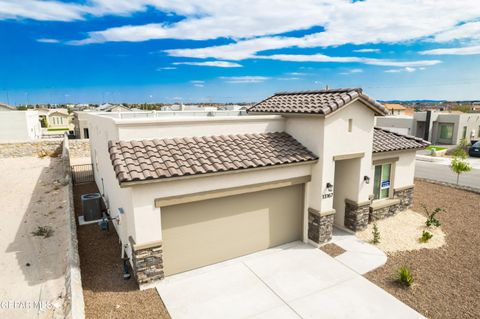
[{"xmin": 156, "ymin": 241, "xmax": 423, "ymax": 319}]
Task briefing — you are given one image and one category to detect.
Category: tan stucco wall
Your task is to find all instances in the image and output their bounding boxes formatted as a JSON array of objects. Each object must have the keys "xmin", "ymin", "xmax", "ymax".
[{"xmin": 161, "ymin": 184, "xmax": 304, "ymax": 276}]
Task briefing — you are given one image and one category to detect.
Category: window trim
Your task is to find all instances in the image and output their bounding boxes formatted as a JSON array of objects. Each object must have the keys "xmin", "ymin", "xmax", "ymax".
[{"xmin": 373, "ymin": 162, "xmax": 395, "ymax": 200}]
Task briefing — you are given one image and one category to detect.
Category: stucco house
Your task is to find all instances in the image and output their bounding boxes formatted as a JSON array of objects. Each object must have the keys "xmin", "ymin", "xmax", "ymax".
[
  {"xmin": 376, "ymin": 110, "xmax": 480, "ymax": 145},
  {"xmin": 0, "ymin": 110, "xmax": 42, "ymax": 141},
  {"xmin": 0, "ymin": 102, "xmax": 15, "ymax": 111},
  {"xmin": 47, "ymin": 110, "xmax": 69, "ymax": 129},
  {"xmin": 383, "ymin": 103, "xmax": 407, "ymax": 116},
  {"xmin": 87, "ymin": 88, "xmax": 428, "ymax": 287}
]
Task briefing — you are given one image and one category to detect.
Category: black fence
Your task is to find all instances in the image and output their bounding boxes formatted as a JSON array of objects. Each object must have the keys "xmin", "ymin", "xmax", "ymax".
[{"xmin": 71, "ymin": 164, "xmax": 94, "ymax": 184}]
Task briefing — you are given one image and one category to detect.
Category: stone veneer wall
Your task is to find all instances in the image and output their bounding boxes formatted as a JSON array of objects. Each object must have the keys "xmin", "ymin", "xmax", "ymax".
[
  {"xmin": 308, "ymin": 208, "xmax": 334, "ymax": 244},
  {"xmin": 128, "ymin": 237, "xmax": 164, "ymax": 285},
  {"xmin": 0, "ymin": 139, "xmax": 63, "ymax": 158},
  {"xmin": 369, "ymin": 202, "xmax": 400, "ymax": 221},
  {"xmin": 68, "ymin": 139, "xmax": 90, "ymax": 159},
  {"xmin": 344, "ymin": 200, "xmax": 370, "ymax": 231},
  {"xmin": 394, "ymin": 186, "xmax": 414, "ymax": 211}
]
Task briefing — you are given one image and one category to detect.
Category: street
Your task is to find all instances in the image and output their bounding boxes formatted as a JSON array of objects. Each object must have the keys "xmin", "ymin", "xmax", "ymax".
[{"xmin": 415, "ymin": 158, "xmax": 480, "ymax": 190}]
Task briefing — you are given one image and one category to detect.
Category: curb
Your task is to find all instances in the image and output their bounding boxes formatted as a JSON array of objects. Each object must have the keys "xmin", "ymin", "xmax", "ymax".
[{"xmin": 415, "ymin": 177, "xmax": 480, "ymax": 194}]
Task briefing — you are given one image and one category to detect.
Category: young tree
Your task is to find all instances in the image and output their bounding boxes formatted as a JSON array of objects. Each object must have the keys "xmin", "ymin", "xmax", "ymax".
[{"xmin": 450, "ymin": 156, "xmax": 472, "ymax": 184}]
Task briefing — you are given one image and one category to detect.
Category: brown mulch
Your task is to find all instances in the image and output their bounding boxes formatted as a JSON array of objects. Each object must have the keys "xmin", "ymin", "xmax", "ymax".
[
  {"xmin": 74, "ymin": 183, "xmax": 170, "ymax": 319},
  {"xmin": 365, "ymin": 180, "xmax": 480, "ymax": 319},
  {"xmin": 320, "ymin": 243, "xmax": 346, "ymax": 257}
]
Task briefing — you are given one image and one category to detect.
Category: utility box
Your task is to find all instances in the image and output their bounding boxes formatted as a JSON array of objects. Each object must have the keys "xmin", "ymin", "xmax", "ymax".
[{"xmin": 81, "ymin": 193, "xmax": 102, "ymax": 221}]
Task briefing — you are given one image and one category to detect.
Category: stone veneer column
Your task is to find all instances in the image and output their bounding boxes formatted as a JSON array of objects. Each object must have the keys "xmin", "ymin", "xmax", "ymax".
[
  {"xmin": 394, "ymin": 185, "xmax": 414, "ymax": 211},
  {"xmin": 308, "ymin": 208, "xmax": 335, "ymax": 244},
  {"xmin": 128, "ymin": 236, "xmax": 164, "ymax": 285},
  {"xmin": 344, "ymin": 199, "xmax": 370, "ymax": 231}
]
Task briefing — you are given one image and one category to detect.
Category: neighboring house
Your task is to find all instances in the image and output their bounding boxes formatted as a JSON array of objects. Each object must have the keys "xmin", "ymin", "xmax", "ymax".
[
  {"xmin": 73, "ymin": 111, "xmax": 91, "ymax": 138},
  {"xmin": 47, "ymin": 110, "xmax": 69, "ymax": 129},
  {"xmin": 0, "ymin": 103, "xmax": 15, "ymax": 111},
  {"xmin": 0, "ymin": 110, "xmax": 41, "ymax": 141},
  {"xmin": 163, "ymin": 103, "xmax": 218, "ymax": 112},
  {"xmin": 88, "ymin": 88, "xmax": 428, "ymax": 287},
  {"xmin": 97, "ymin": 103, "xmax": 131, "ymax": 112},
  {"xmin": 384, "ymin": 103, "xmax": 407, "ymax": 116},
  {"xmin": 377, "ymin": 110, "xmax": 480, "ymax": 145}
]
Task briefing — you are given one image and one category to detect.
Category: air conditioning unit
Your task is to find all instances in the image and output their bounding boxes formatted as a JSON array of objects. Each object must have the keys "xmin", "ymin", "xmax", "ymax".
[{"xmin": 81, "ymin": 193, "xmax": 102, "ymax": 221}]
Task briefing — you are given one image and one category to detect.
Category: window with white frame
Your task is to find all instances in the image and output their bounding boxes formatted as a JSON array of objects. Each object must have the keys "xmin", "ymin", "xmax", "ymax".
[{"xmin": 373, "ymin": 163, "xmax": 392, "ymax": 200}]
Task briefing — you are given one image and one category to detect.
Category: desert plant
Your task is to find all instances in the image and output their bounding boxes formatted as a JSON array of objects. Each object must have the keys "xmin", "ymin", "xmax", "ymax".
[
  {"xmin": 31, "ymin": 226, "xmax": 54, "ymax": 238},
  {"xmin": 419, "ymin": 230, "xmax": 433, "ymax": 243},
  {"xmin": 421, "ymin": 204, "xmax": 444, "ymax": 227},
  {"xmin": 450, "ymin": 156, "xmax": 472, "ymax": 184},
  {"xmin": 372, "ymin": 223, "xmax": 380, "ymax": 244},
  {"xmin": 395, "ymin": 266, "xmax": 414, "ymax": 287}
]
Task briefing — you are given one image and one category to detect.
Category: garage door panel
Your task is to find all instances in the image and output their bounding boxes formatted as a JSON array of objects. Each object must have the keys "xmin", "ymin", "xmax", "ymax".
[{"xmin": 162, "ymin": 185, "xmax": 304, "ymax": 276}]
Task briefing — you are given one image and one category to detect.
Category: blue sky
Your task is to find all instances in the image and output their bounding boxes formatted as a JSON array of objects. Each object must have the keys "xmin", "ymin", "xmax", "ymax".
[{"xmin": 1, "ymin": 1, "xmax": 480, "ymax": 104}]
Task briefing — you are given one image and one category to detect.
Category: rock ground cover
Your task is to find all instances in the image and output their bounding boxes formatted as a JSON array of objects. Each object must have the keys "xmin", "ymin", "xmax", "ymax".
[{"xmin": 365, "ymin": 180, "xmax": 480, "ymax": 319}]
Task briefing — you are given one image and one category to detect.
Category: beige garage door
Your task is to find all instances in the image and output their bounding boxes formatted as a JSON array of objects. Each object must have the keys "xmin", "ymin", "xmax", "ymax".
[{"xmin": 161, "ymin": 184, "xmax": 304, "ymax": 276}]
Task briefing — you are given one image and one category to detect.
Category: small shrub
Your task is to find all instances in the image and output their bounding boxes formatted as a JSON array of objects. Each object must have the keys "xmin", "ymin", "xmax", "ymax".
[
  {"xmin": 372, "ymin": 223, "xmax": 380, "ymax": 244},
  {"xmin": 31, "ymin": 226, "xmax": 54, "ymax": 238},
  {"xmin": 395, "ymin": 266, "xmax": 414, "ymax": 287},
  {"xmin": 419, "ymin": 230, "xmax": 433, "ymax": 243},
  {"xmin": 421, "ymin": 204, "xmax": 444, "ymax": 227}
]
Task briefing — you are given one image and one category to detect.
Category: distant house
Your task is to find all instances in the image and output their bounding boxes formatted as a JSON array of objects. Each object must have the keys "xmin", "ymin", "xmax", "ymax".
[
  {"xmin": 97, "ymin": 103, "xmax": 131, "ymax": 112},
  {"xmin": 47, "ymin": 110, "xmax": 69, "ymax": 129},
  {"xmin": 73, "ymin": 111, "xmax": 91, "ymax": 139},
  {"xmin": 0, "ymin": 103, "xmax": 15, "ymax": 111},
  {"xmin": 383, "ymin": 103, "xmax": 407, "ymax": 116},
  {"xmin": 0, "ymin": 111, "xmax": 41, "ymax": 141},
  {"xmin": 376, "ymin": 110, "xmax": 480, "ymax": 145}
]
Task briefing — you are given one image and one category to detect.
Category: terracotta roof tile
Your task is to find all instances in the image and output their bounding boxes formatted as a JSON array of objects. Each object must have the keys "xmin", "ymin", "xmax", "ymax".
[
  {"xmin": 108, "ymin": 132, "xmax": 318, "ymax": 184},
  {"xmin": 373, "ymin": 127, "xmax": 429, "ymax": 153},
  {"xmin": 248, "ymin": 88, "xmax": 386, "ymax": 116}
]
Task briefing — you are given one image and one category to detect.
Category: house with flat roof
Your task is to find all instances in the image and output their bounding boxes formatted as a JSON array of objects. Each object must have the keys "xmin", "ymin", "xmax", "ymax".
[
  {"xmin": 376, "ymin": 111, "xmax": 480, "ymax": 145},
  {"xmin": 0, "ymin": 110, "xmax": 42, "ymax": 141},
  {"xmin": 87, "ymin": 88, "xmax": 428, "ymax": 287}
]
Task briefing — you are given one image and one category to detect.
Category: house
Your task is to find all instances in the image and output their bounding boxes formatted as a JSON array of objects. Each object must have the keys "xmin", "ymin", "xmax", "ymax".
[
  {"xmin": 97, "ymin": 103, "xmax": 131, "ymax": 112},
  {"xmin": 87, "ymin": 88, "xmax": 428, "ymax": 287},
  {"xmin": 0, "ymin": 103, "xmax": 15, "ymax": 111},
  {"xmin": 0, "ymin": 110, "xmax": 42, "ymax": 141},
  {"xmin": 73, "ymin": 111, "xmax": 91, "ymax": 138},
  {"xmin": 47, "ymin": 110, "xmax": 69, "ymax": 129},
  {"xmin": 376, "ymin": 110, "xmax": 480, "ymax": 145},
  {"xmin": 383, "ymin": 103, "xmax": 407, "ymax": 116}
]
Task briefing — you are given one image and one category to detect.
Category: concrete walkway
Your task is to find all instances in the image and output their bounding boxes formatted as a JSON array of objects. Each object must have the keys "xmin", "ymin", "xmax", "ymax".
[
  {"xmin": 156, "ymin": 241, "xmax": 423, "ymax": 319},
  {"xmin": 330, "ymin": 227, "xmax": 387, "ymax": 274}
]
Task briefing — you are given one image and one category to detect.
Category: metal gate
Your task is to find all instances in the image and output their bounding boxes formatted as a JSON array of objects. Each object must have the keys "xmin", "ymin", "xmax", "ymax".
[{"xmin": 71, "ymin": 164, "xmax": 94, "ymax": 184}]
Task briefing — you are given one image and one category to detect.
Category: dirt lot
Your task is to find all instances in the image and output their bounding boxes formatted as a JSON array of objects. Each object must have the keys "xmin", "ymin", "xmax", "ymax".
[
  {"xmin": 0, "ymin": 156, "xmax": 69, "ymax": 319},
  {"xmin": 365, "ymin": 180, "xmax": 480, "ymax": 319},
  {"xmin": 74, "ymin": 183, "xmax": 170, "ymax": 319}
]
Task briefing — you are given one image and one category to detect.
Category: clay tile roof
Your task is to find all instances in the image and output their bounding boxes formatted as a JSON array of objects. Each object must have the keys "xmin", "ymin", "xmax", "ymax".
[
  {"xmin": 248, "ymin": 88, "xmax": 387, "ymax": 116},
  {"xmin": 373, "ymin": 127, "xmax": 429, "ymax": 153},
  {"xmin": 108, "ymin": 132, "xmax": 318, "ymax": 184}
]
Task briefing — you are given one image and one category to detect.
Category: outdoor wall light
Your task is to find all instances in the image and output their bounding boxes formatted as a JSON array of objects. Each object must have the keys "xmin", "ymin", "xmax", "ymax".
[
  {"xmin": 326, "ymin": 182, "xmax": 334, "ymax": 192},
  {"xmin": 364, "ymin": 176, "xmax": 370, "ymax": 184}
]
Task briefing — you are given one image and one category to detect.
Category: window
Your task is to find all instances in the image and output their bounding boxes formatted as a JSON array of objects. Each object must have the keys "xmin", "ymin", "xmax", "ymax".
[
  {"xmin": 373, "ymin": 163, "xmax": 391, "ymax": 200},
  {"xmin": 462, "ymin": 126, "xmax": 467, "ymax": 139},
  {"xmin": 439, "ymin": 124, "xmax": 453, "ymax": 139},
  {"xmin": 348, "ymin": 119, "xmax": 353, "ymax": 132},
  {"xmin": 83, "ymin": 128, "xmax": 89, "ymax": 139}
]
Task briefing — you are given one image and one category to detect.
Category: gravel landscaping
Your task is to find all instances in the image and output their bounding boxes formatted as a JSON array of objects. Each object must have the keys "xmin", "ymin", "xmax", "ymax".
[
  {"xmin": 365, "ymin": 180, "xmax": 480, "ymax": 319},
  {"xmin": 74, "ymin": 183, "xmax": 170, "ymax": 319},
  {"xmin": 357, "ymin": 209, "xmax": 446, "ymax": 253}
]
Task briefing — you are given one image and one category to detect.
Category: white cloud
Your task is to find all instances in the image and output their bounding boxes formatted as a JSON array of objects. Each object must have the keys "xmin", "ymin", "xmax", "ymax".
[
  {"xmin": 420, "ymin": 45, "xmax": 480, "ymax": 55},
  {"xmin": 433, "ymin": 21, "xmax": 480, "ymax": 42},
  {"xmin": 256, "ymin": 54, "xmax": 441, "ymax": 67},
  {"xmin": 353, "ymin": 48, "xmax": 380, "ymax": 53},
  {"xmin": 157, "ymin": 66, "xmax": 176, "ymax": 70},
  {"xmin": 278, "ymin": 77, "xmax": 300, "ymax": 80},
  {"xmin": 37, "ymin": 38, "xmax": 60, "ymax": 43},
  {"xmin": 193, "ymin": 84, "xmax": 204, "ymax": 87},
  {"xmin": 287, "ymin": 72, "xmax": 308, "ymax": 76},
  {"xmin": 173, "ymin": 61, "xmax": 242, "ymax": 68},
  {"xmin": 0, "ymin": 0, "xmax": 87, "ymax": 21},
  {"xmin": 190, "ymin": 80, "xmax": 204, "ymax": 84},
  {"xmin": 385, "ymin": 67, "xmax": 417, "ymax": 73},
  {"xmin": 219, "ymin": 76, "xmax": 269, "ymax": 83},
  {"xmin": 340, "ymin": 68, "xmax": 363, "ymax": 75}
]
